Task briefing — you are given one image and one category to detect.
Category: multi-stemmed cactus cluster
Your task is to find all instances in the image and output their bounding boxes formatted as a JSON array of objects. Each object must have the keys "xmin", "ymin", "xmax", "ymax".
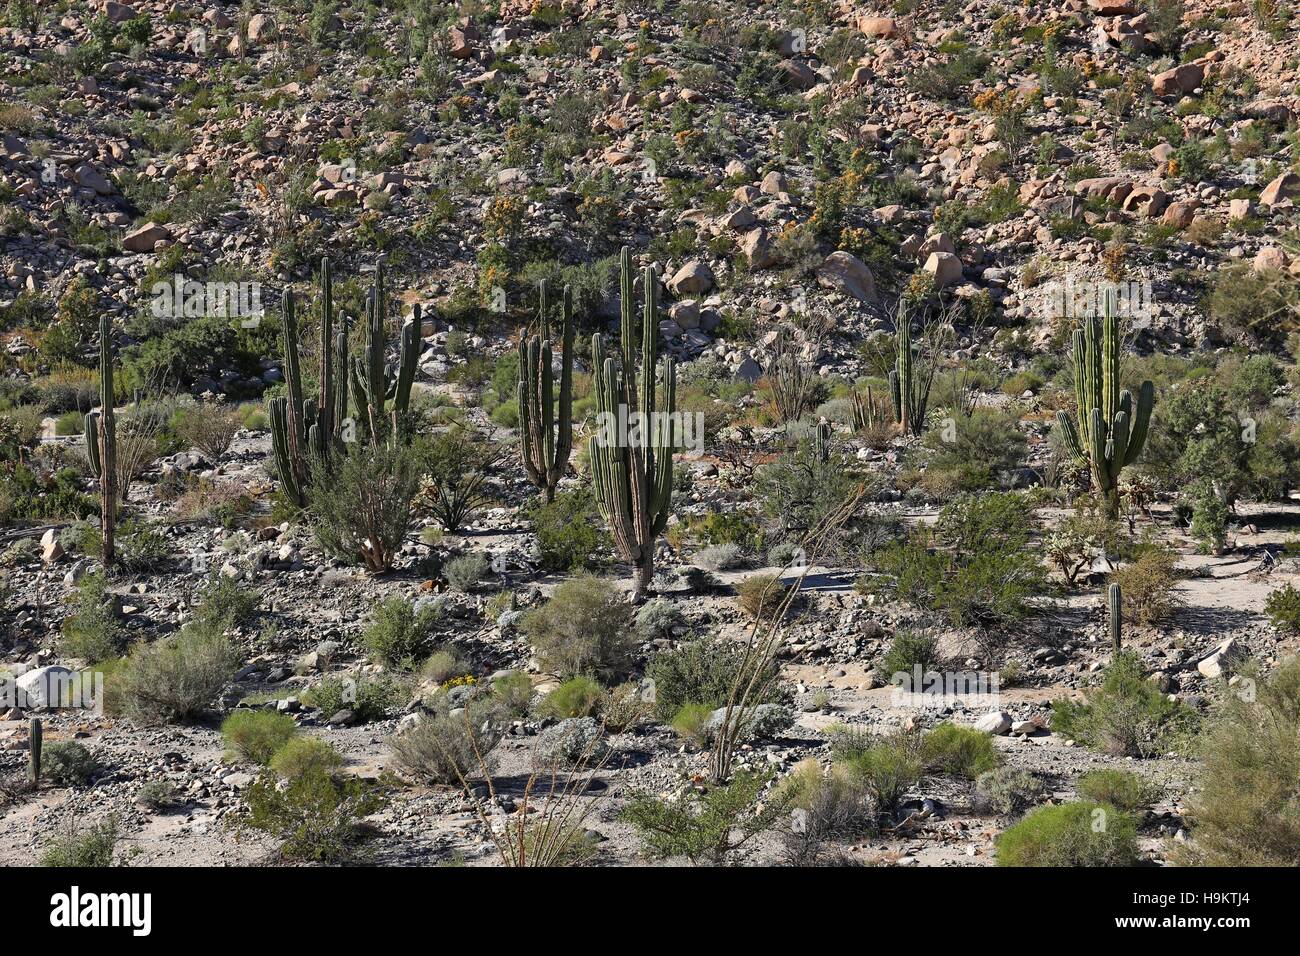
[
  {"xmin": 517, "ymin": 280, "xmax": 575, "ymax": 502},
  {"xmin": 851, "ymin": 384, "xmax": 890, "ymax": 432},
  {"xmin": 272, "ymin": 259, "xmax": 418, "ymax": 506},
  {"xmin": 589, "ymin": 247, "xmax": 677, "ymax": 601},
  {"xmin": 1055, "ymin": 294, "xmax": 1155, "ymax": 519},
  {"xmin": 890, "ymin": 314, "xmax": 931, "ymax": 437},
  {"xmin": 84, "ymin": 313, "xmax": 117, "ymax": 565}
]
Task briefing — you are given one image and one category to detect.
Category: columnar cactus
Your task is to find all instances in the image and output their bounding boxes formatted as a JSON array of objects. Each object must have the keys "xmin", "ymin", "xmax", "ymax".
[
  {"xmin": 1108, "ymin": 582, "xmax": 1122, "ymax": 652},
  {"xmin": 1055, "ymin": 294, "xmax": 1155, "ymax": 520},
  {"xmin": 351, "ymin": 263, "xmax": 418, "ymax": 442},
  {"xmin": 518, "ymin": 279, "xmax": 575, "ymax": 502},
  {"xmin": 589, "ymin": 248, "xmax": 677, "ymax": 601},
  {"xmin": 890, "ymin": 314, "xmax": 929, "ymax": 437},
  {"xmin": 270, "ymin": 291, "xmax": 315, "ymax": 506},
  {"xmin": 84, "ymin": 314, "xmax": 117, "ymax": 564},
  {"xmin": 28, "ymin": 716, "xmax": 41, "ymax": 785},
  {"xmin": 815, "ymin": 420, "xmax": 831, "ymax": 463}
]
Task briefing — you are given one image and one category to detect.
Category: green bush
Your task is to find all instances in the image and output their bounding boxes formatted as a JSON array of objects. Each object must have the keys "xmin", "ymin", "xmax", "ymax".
[
  {"xmin": 221, "ymin": 710, "xmax": 298, "ymax": 765},
  {"xmin": 360, "ymin": 596, "xmax": 437, "ymax": 669},
  {"xmin": 880, "ymin": 631, "xmax": 940, "ymax": 681},
  {"xmin": 995, "ymin": 802, "xmax": 1138, "ymax": 866},
  {"xmin": 1107, "ymin": 545, "xmax": 1181, "ymax": 625},
  {"xmin": 646, "ymin": 636, "xmax": 778, "ymax": 722},
  {"xmin": 445, "ymin": 551, "xmax": 490, "ymax": 592},
  {"xmin": 735, "ymin": 572, "xmax": 787, "ymax": 620},
  {"xmin": 244, "ymin": 766, "xmax": 384, "ymax": 863},
  {"xmin": 43, "ymin": 741, "xmax": 100, "ymax": 786},
  {"xmin": 60, "ymin": 572, "xmax": 124, "ymax": 663},
  {"xmin": 975, "ymin": 767, "xmax": 1046, "ymax": 815},
  {"xmin": 308, "ymin": 438, "xmax": 422, "ymax": 572},
  {"xmin": 193, "ymin": 574, "xmax": 259, "ymax": 629},
  {"xmin": 1175, "ymin": 657, "xmax": 1300, "ymax": 865},
  {"xmin": 921, "ymin": 723, "xmax": 1002, "ymax": 779},
  {"xmin": 835, "ymin": 728, "xmax": 923, "ymax": 816},
  {"xmin": 419, "ymin": 647, "xmax": 471, "ymax": 685},
  {"xmin": 538, "ymin": 675, "xmax": 605, "ymax": 719},
  {"xmin": 918, "ymin": 408, "xmax": 1027, "ymax": 496},
  {"xmin": 522, "ymin": 575, "xmax": 636, "ymax": 681},
  {"xmin": 114, "ymin": 619, "xmax": 240, "ymax": 724},
  {"xmin": 302, "ymin": 674, "xmax": 407, "ymax": 723},
  {"xmin": 621, "ymin": 769, "xmax": 780, "ymax": 865},
  {"xmin": 1265, "ymin": 583, "xmax": 1300, "ymax": 633},
  {"xmin": 40, "ymin": 816, "xmax": 125, "ymax": 867},
  {"xmin": 269, "ymin": 736, "xmax": 345, "ymax": 780},
  {"xmin": 601, "ymin": 682, "xmax": 649, "ymax": 732},
  {"xmin": 1051, "ymin": 651, "xmax": 1196, "ymax": 757},
  {"xmin": 1077, "ymin": 769, "xmax": 1157, "ymax": 813},
  {"xmin": 491, "ymin": 671, "xmax": 535, "ymax": 718},
  {"xmin": 525, "ymin": 487, "xmax": 605, "ymax": 571},
  {"xmin": 670, "ymin": 701, "xmax": 715, "ymax": 747}
]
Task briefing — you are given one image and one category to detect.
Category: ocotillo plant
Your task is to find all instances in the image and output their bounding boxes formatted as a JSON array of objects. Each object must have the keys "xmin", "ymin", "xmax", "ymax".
[
  {"xmin": 518, "ymin": 279, "xmax": 575, "ymax": 502},
  {"xmin": 589, "ymin": 248, "xmax": 677, "ymax": 601},
  {"xmin": 84, "ymin": 314, "xmax": 117, "ymax": 564},
  {"xmin": 1108, "ymin": 582, "xmax": 1122, "ymax": 652},
  {"xmin": 766, "ymin": 330, "xmax": 815, "ymax": 425},
  {"xmin": 28, "ymin": 717, "xmax": 41, "ymax": 785},
  {"xmin": 1055, "ymin": 294, "xmax": 1155, "ymax": 520},
  {"xmin": 351, "ymin": 264, "xmax": 418, "ymax": 442},
  {"xmin": 890, "ymin": 310, "xmax": 932, "ymax": 437}
]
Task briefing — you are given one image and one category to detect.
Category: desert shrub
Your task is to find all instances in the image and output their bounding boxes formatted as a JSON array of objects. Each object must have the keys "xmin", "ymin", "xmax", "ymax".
[
  {"xmin": 192, "ymin": 573, "xmax": 259, "ymax": 629},
  {"xmin": 60, "ymin": 572, "xmax": 124, "ymax": 663},
  {"xmin": 974, "ymin": 767, "xmax": 1046, "ymax": 815},
  {"xmin": 1051, "ymin": 651, "xmax": 1196, "ymax": 757},
  {"xmin": 174, "ymin": 403, "xmax": 242, "ymax": 461},
  {"xmin": 1175, "ymin": 657, "xmax": 1300, "ymax": 865},
  {"xmin": 309, "ymin": 438, "xmax": 422, "ymax": 572},
  {"xmin": 221, "ymin": 710, "xmax": 297, "ymax": 765},
  {"xmin": 601, "ymin": 682, "xmax": 649, "ymax": 733},
  {"xmin": 755, "ymin": 438, "xmax": 862, "ymax": 547},
  {"xmin": 491, "ymin": 671, "xmax": 535, "ymax": 718},
  {"xmin": 647, "ymin": 636, "xmax": 778, "ymax": 722},
  {"xmin": 695, "ymin": 543, "xmax": 744, "ymax": 571},
  {"xmin": 670, "ymin": 702, "xmax": 715, "ymax": 747},
  {"xmin": 302, "ymin": 674, "xmax": 407, "ymax": 723},
  {"xmin": 244, "ymin": 766, "xmax": 384, "ymax": 863},
  {"xmin": 417, "ymin": 426, "xmax": 500, "ymax": 533},
  {"xmin": 89, "ymin": 517, "xmax": 169, "ymax": 572},
  {"xmin": 1077, "ymin": 769, "xmax": 1157, "ymax": 813},
  {"xmin": 735, "ymin": 572, "xmax": 787, "ymax": 620},
  {"xmin": 835, "ymin": 729, "xmax": 923, "ymax": 816},
  {"xmin": 525, "ymin": 486, "xmax": 604, "ymax": 571},
  {"xmin": 879, "ymin": 631, "xmax": 940, "ymax": 681},
  {"xmin": 1108, "ymin": 545, "xmax": 1181, "ymax": 624},
  {"xmin": 775, "ymin": 759, "xmax": 877, "ymax": 865},
  {"xmin": 1206, "ymin": 263, "xmax": 1298, "ymax": 346},
  {"xmin": 538, "ymin": 675, "xmax": 605, "ymax": 719},
  {"xmin": 43, "ymin": 741, "xmax": 99, "ymax": 786},
  {"xmin": 633, "ymin": 598, "xmax": 684, "ymax": 640},
  {"xmin": 114, "ymin": 619, "xmax": 240, "ymax": 724},
  {"xmin": 918, "ymin": 408, "xmax": 1027, "ymax": 495},
  {"xmin": 420, "ymin": 647, "xmax": 471, "ymax": 685},
  {"xmin": 534, "ymin": 716, "xmax": 608, "ymax": 769},
  {"xmin": 269, "ymin": 737, "xmax": 345, "ymax": 780},
  {"xmin": 873, "ymin": 492, "xmax": 1045, "ymax": 628},
  {"xmin": 921, "ymin": 723, "xmax": 1002, "ymax": 779},
  {"xmin": 995, "ymin": 802, "xmax": 1138, "ymax": 866},
  {"xmin": 622, "ymin": 769, "xmax": 780, "ymax": 865},
  {"xmin": 135, "ymin": 780, "xmax": 181, "ymax": 810},
  {"xmin": 390, "ymin": 699, "xmax": 505, "ymax": 785},
  {"xmin": 39, "ymin": 816, "xmax": 125, "ymax": 867},
  {"xmin": 445, "ymin": 551, "xmax": 490, "ymax": 592},
  {"xmin": 522, "ymin": 575, "xmax": 636, "ymax": 681},
  {"xmin": 361, "ymin": 596, "xmax": 437, "ymax": 669},
  {"xmin": 1265, "ymin": 583, "xmax": 1300, "ymax": 633}
]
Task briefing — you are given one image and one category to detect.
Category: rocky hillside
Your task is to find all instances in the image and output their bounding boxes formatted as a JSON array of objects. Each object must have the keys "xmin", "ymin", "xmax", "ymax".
[{"xmin": 0, "ymin": 1, "xmax": 1298, "ymax": 869}]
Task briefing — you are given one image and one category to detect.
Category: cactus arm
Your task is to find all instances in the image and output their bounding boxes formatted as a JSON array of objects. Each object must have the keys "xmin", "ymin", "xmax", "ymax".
[
  {"xmin": 552, "ymin": 284, "xmax": 575, "ymax": 487},
  {"xmin": 28, "ymin": 717, "xmax": 41, "ymax": 785},
  {"xmin": 84, "ymin": 411, "xmax": 101, "ymax": 477},
  {"xmin": 318, "ymin": 257, "xmax": 334, "ymax": 445},
  {"xmin": 395, "ymin": 313, "xmax": 418, "ymax": 420},
  {"xmin": 1124, "ymin": 380, "xmax": 1154, "ymax": 466},
  {"xmin": 97, "ymin": 313, "xmax": 116, "ymax": 563},
  {"xmin": 1055, "ymin": 409, "xmax": 1085, "ymax": 463},
  {"xmin": 1108, "ymin": 582, "xmax": 1123, "ymax": 652}
]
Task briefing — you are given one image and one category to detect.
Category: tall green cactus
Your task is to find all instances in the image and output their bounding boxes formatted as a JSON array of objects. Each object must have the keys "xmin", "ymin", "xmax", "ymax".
[
  {"xmin": 518, "ymin": 279, "xmax": 575, "ymax": 502},
  {"xmin": 28, "ymin": 716, "xmax": 41, "ymax": 785},
  {"xmin": 889, "ymin": 313, "xmax": 930, "ymax": 437},
  {"xmin": 84, "ymin": 314, "xmax": 117, "ymax": 564},
  {"xmin": 589, "ymin": 247, "xmax": 677, "ymax": 601},
  {"xmin": 351, "ymin": 263, "xmax": 418, "ymax": 443},
  {"xmin": 270, "ymin": 290, "xmax": 315, "ymax": 506},
  {"xmin": 1108, "ymin": 582, "xmax": 1122, "ymax": 652},
  {"xmin": 1055, "ymin": 293, "xmax": 1155, "ymax": 520}
]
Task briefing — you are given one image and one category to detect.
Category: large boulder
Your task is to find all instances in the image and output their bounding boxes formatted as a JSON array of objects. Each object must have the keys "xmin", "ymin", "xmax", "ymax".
[
  {"xmin": 1197, "ymin": 638, "xmax": 1247, "ymax": 680},
  {"xmin": 816, "ymin": 251, "xmax": 877, "ymax": 302},
  {"xmin": 16, "ymin": 666, "xmax": 76, "ymax": 709},
  {"xmin": 738, "ymin": 228, "xmax": 777, "ymax": 270},
  {"xmin": 858, "ymin": 16, "xmax": 898, "ymax": 38},
  {"xmin": 1260, "ymin": 171, "xmax": 1300, "ymax": 207},
  {"xmin": 122, "ymin": 221, "xmax": 171, "ymax": 253},
  {"xmin": 923, "ymin": 251, "xmax": 963, "ymax": 288},
  {"xmin": 668, "ymin": 260, "xmax": 715, "ymax": 296},
  {"xmin": 1152, "ymin": 63, "xmax": 1204, "ymax": 97}
]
